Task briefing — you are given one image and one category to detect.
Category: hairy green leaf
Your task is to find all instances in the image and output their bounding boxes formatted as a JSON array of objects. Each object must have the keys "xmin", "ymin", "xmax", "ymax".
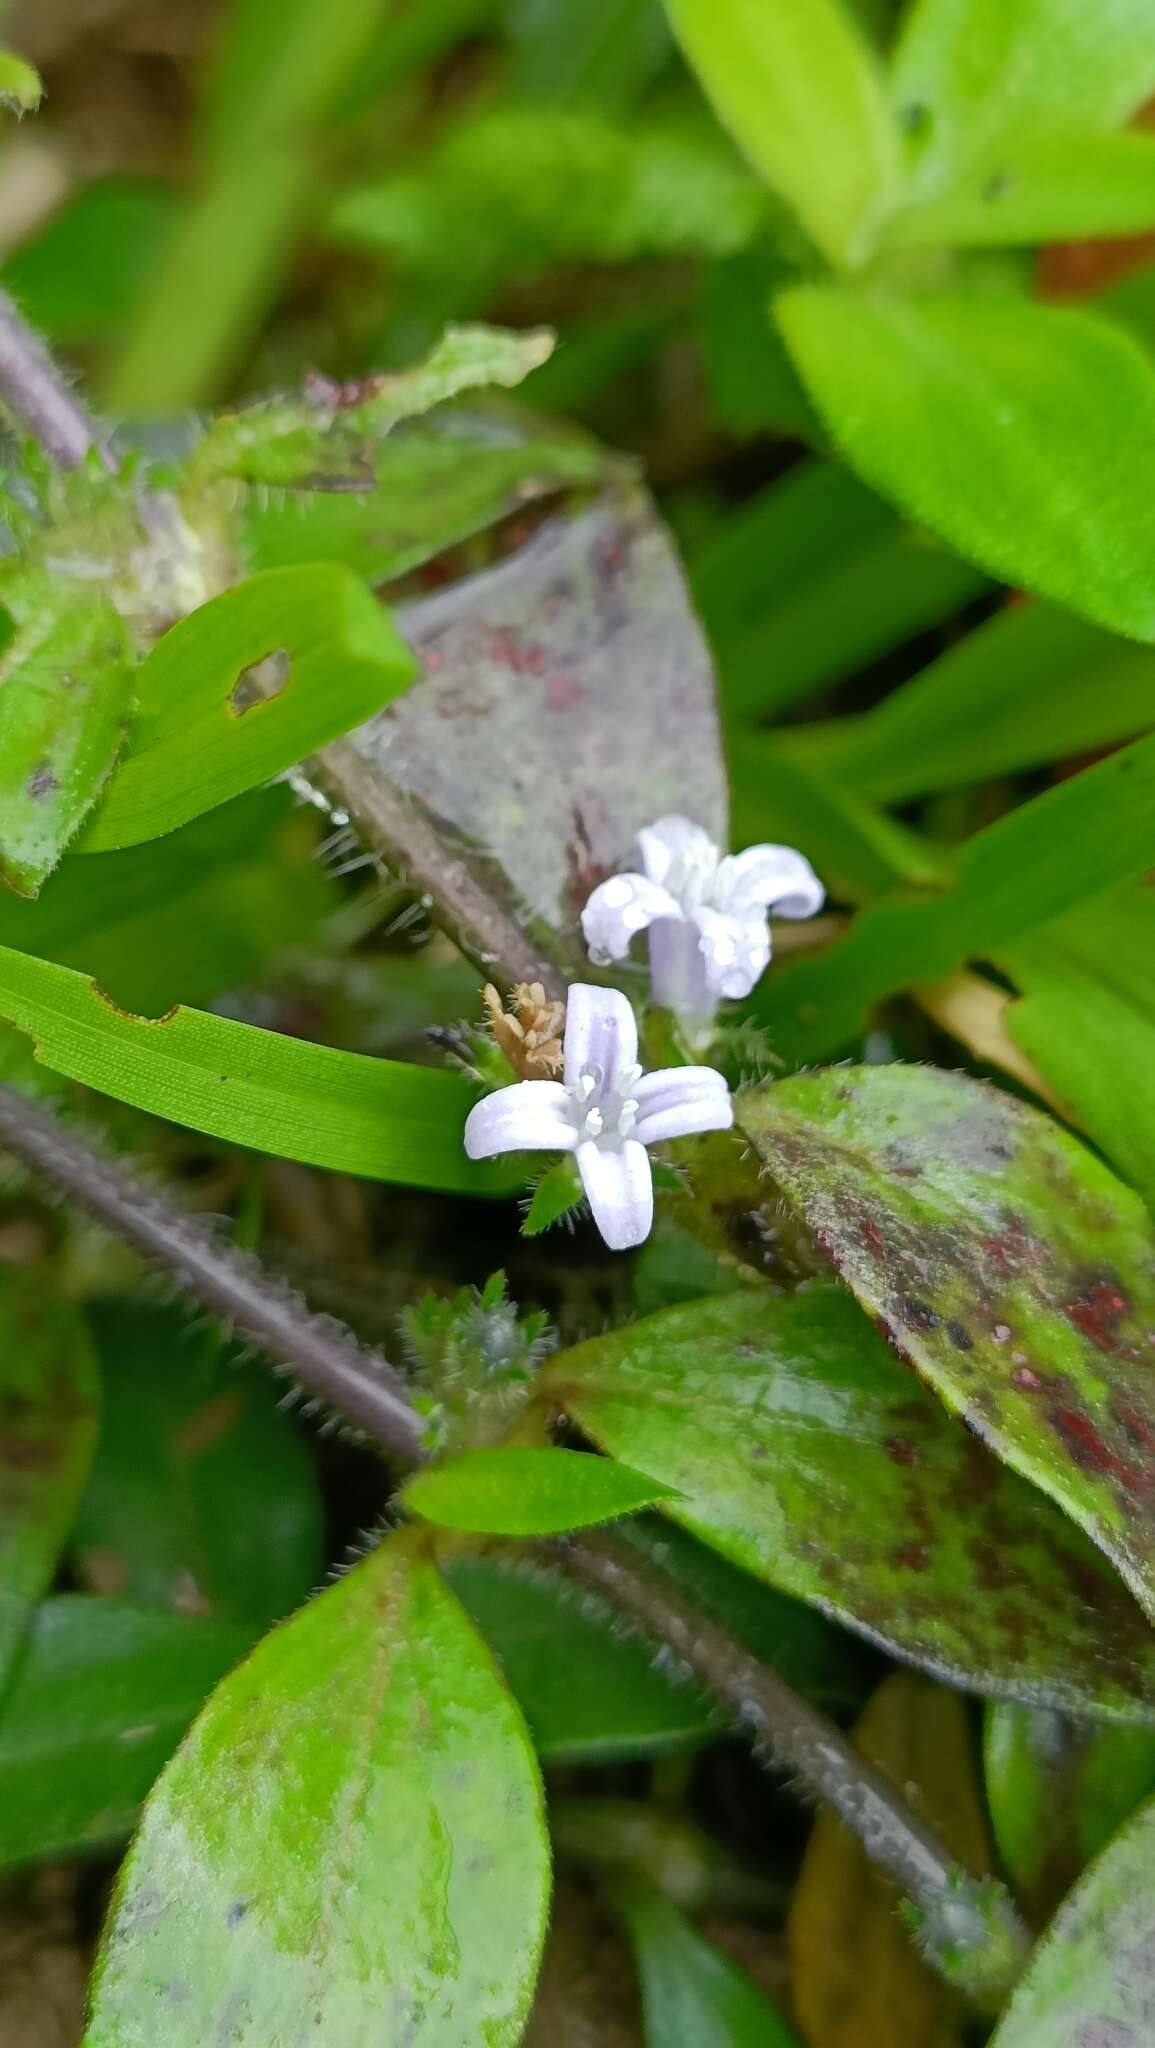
[
  {"xmin": 0, "ymin": 941, "xmax": 512, "ymax": 1195},
  {"xmin": 0, "ymin": 595, "xmax": 135, "ymax": 896},
  {"xmin": 544, "ymin": 1288, "xmax": 1155, "ymax": 1717},
  {"xmin": 0, "ymin": 49, "xmax": 43, "ymax": 112},
  {"xmin": 84, "ymin": 1534, "xmax": 549, "ymax": 2048},
  {"xmin": 72, "ymin": 1299, "xmax": 324, "ymax": 1629},
  {"xmin": 778, "ymin": 288, "xmax": 1155, "ymax": 642},
  {"xmin": 0, "ymin": 1597, "xmax": 250, "ymax": 1871},
  {"xmin": 0, "ymin": 1277, "xmax": 100, "ymax": 1700},
  {"xmin": 989, "ymin": 1787, "xmax": 1155, "ymax": 2047},
  {"xmin": 985, "ymin": 1702, "xmax": 1155, "ymax": 1922},
  {"xmin": 615, "ymin": 1875, "xmax": 800, "ymax": 2046},
  {"xmin": 755, "ymin": 728, "xmax": 1155, "ymax": 1063},
  {"xmin": 663, "ymin": 0, "xmax": 899, "ymax": 265},
  {"xmin": 403, "ymin": 1446, "xmax": 677, "ymax": 1534},
  {"xmin": 741, "ymin": 1064, "xmax": 1155, "ymax": 1624},
  {"xmin": 80, "ymin": 565, "xmax": 416, "ymax": 852}
]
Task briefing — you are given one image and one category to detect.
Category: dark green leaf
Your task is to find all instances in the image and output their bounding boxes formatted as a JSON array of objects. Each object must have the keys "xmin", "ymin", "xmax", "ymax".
[
  {"xmin": 984, "ymin": 1702, "xmax": 1155, "ymax": 1922},
  {"xmin": 80, "ymin": 565, "xmax": 416, "ymax": 852},
  {"xmin": 84, "ymin": 1533, "xmax": 550, "ymax": 2048},
  {"xmin": 755, "ymin": 728, "xmax": 1155, "ymax": 1063},
  {"xmin": 889, "ymin": 0, "xmax": 1155, "ymax": 201},
  {"xmin": 0, "ymin": 786, "xmax": 333, "ymax": 1014},
  {"xmin": 0, "ymin": 940, "xmax": 513, "ymax": 1195},
  {"xmin": 507, "ymin": 0, "xmax": 672, "ymax": 110},
  {"xmin": 0, "ymin": 1276, "xmax": 100, "ymax": 1699},
  {"xmin": 778, "ymin": 288, "xmax": 1155, "ymax": 642},
  {"xmin": 403, "ymin": 1446, "xmax": 677, "ymax": 1534},
  {"xmin": 1, "ymin": 179, "xmax": 177, "ymax": 345},
  {"xmin": 989, "ymin": 1787, "xmax": 1155, "ymax": 2047},
  {"xmin": 663, "ymin": 0, "xmax": 899, "ymax": 265},
  {"xmin": 615, "ymin": 1874, "xmax": 800, "ymax": 2046},
  {"xmin": 522, "ymin": 1155, "xmax": 584, "ymax": 1236},
  {"xmin": 0, "ymin": 1597, "xmax": 250, "ymax": 1871},
  {"xmin": 0, "ymin": 595, "xmax": 135, "ymax": 896},
  {"xmin": 72, "ymin": 1299, "xmax": 324, "ymax": 1629},
  {"xmin": 543, "ymin": 1287, "xmax": 1155, "ymax": 1715},
  {"xmin": 740, "ymin": 1063, "xmax": 1155, "ymax": 1623},
  {"xmin": 446, "ymin": 1552, "xmax": 719, "ymax": 1761},
  {"xmin": 728, "ymin": 735, "xmax": 950, "ymax": 905},
  {"xmin": 339, "ymin": 478, "xmax": 727, "ymax": 971}
]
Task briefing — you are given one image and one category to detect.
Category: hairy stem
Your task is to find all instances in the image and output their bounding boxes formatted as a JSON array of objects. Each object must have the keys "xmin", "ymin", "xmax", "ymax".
[
  {"xmin": 0, "ymin": 1079, "xmax": 1029, "ymax": 1997},
  {"xmin": 0, "ymin": 290, "xmax": 109, "ymax": 470},
  {"xmin": 0, "ymin": 1084, "xmax": 424, "ymax": 1463},
  {"xmin": 552, "ymin": 1530, "xmax": 1030, "ymax": 2004}
]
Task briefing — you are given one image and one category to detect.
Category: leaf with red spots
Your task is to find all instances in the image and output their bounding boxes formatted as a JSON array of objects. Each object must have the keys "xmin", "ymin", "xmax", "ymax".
[
  {"xmin": 0, "ymin": 1274, "xmax": 100, "ymax": 1701},
  {"xmin": 317, "ymin": 477, "xmax": 728, "ymax": 978},
  {"xmin": 739, "ymin": 1063, "xmax": 1155, "ymax": 1623},
  {"xmin": 541, "ymin": 1287, "xmax": 1155, "ymax": 1719}
]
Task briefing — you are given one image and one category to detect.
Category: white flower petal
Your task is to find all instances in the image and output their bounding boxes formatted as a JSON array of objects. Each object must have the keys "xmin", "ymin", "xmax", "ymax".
[
  {"xmin": 693, "ymin": 907, "xmax": 771, "ymax": 1002},
  {"xmin": 580, "ymin": 871, "xmax": 680, "ymax": 965},
  {"xmin": 464, "ymin": 1081, "xmax": 576, "ymax": 1159},
  {"xmin": 577, "ymin": 1137, "xmax": 654, "ymax": 1250},
  {"xmin": 636, "ymin": 814, "xmax": 717, "ymax": 890},
  {"xmin": 632, "ymin": 1067, "xmax": 733, "ymax": 1146},
  {"xmin": 563, "ymin": 983, "xmax": 639, "ymax": 1093},
  {"xmin": 647, "ymin": 915, "xmax": 714, "ymax": 1020},
  {"xmin": 716, "ymin": 844, "xmax": 824, "ymax": 920}
]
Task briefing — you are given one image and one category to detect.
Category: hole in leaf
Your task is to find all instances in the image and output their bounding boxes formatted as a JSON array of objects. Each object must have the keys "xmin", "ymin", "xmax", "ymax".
[{"xmin": 230, "ymin": 646, "xmax": 291, "ymax": 717}]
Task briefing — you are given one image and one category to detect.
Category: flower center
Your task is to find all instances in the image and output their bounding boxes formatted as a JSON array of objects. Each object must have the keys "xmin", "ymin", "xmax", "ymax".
[
  {"xmin": 666, "ymin": 842, "xmax": 722, "ymax": 915},
  {"xmin": 567, "ymin": 1063, "xmax": 642, "ymax": 1148}
]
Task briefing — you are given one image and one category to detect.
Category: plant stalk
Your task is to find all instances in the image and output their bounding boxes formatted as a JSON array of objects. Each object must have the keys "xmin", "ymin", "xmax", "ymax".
[{"xmin": 0, "ymin": 290, "xmax": 110, "ymax": 470}]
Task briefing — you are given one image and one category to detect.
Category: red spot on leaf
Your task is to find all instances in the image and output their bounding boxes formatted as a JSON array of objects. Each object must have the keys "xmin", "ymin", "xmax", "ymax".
[{"xmin": 1064, "ymin": 1279, "xmax": 1130, "ymax": 1351}]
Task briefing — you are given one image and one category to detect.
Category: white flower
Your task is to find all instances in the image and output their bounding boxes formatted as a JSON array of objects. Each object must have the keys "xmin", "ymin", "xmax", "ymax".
[
  {"xmin": 463, "ymin": 983, "xmax": 732, "ymax": 1251},
  {"xmin": 580, "ymin": 814, "xmax": 823, "ymax": 1021}
]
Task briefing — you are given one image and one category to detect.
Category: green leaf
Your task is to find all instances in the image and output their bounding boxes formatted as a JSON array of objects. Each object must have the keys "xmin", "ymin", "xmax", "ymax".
[
  {"xmin": 522, "ymin": 1156, "xmax": 584, "ymax": 1236},
  {"xmin": 507, "ymin": 0, "xmax": 672, "ymax": 110},
  {"xmin": 663, "ymin": 0, "xmax": 899, "ymax": 265},
  {"xmin": 543, "ymin": 1287, "xmax": 1155, "ymax": 1717},
  {"xmin": 446, "ymin": 1553, "xmax": 719, "ymax": 1762},
  {"xmin": 777, "ymin": 288, "xmax": 1155, "ymax": 643},
  {"xmin": 727, "ymin": 734, "xmax": 951, "ymax": 906},
  {"xmin": 793, "ymin": 601, "xmax": 1155, "ymax": 803},
  {"xmin": 403, "ymin": 1446, "xmax": 677, "ymax": 1535},
  {"xmin": 988, "ymin": 1787, "xmax": 1155, "ymax": 2047},
  {"xmin": 691, "ymin": 458, "xmax": 985, "ymax": 722},
  {"xmin": 243, "ymin": 412, "xmax": 608, "ymax": 585},
  {"xmin": 615, "ymin": 1874, "xmax": 800, "ymax": 2047},
  {"xmin": 887, "ymin": 130, "xmax": 1155, "ymax": 249},
  {"xmin": 0, "ymin": 49, "xmax": 43, "ymax": 112},
  {"xmin": 739, "ymin": 1063, "xmax": 1155, "ymax": 1625},
  {"xmin": 755, "ymin": 727, "xmax": 1155, "ymax": 1063},
  {"xmin": 1002, "ymin": 881, "xmax": 1155, "ymax": 1216},
  {"xmin": 890, "ymin": 0, "xmax": 1155, "ymax": 202},
  {"xmin": 0, "ymin": 786, "xmax": 333, "ymax": 1015},
  {"xmin": 72, "ymin": 1299, "xmax": 324, "ymax": 1630},
  {"xmin": 0, "ymin": 1597, "xmax": 250, "ymax": 1871},
  {"xmin": 338, "ymin": 478, "xmax": 728, "ymax": 973},
  {"xmin": 83, "ymin": 1533, "xmax": 550, "ymax": 2048},
  {"xmin": 0, "ymin": 1277, "xmax": 100, "ymax": 1700},
  {"xmin": 187, "ymin": 324, "xmax": 557, "ymax": 490},
  {"xmin": 79, "ymin": 565, "xmax": 416, "ymax": 853},
  {"xmin": 0, "ymin": 941, "xmax": 512, "ymax": 1196},
  {"xmin": 984, "ymin": 1702, "xmax": 1155, "ymax": 1922},
  {"xmin": 0, "ymin": 595, "xmax": 135, "ymax": 896},
  {"xmin": 331, "ymin": 109, "xmax": 765, "ymax": 291},
  {"xmin": 0, "ymin": 179, "xmax": 176, "ymax": 346}
]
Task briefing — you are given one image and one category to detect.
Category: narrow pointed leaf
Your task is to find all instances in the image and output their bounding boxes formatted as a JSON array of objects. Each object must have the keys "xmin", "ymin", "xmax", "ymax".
[
  {"xmin": 0, "ymin": 1597, "xmax": 251, "ymax": 1871},
  {"xmin": 83, "ymin": 1534, "xmax": 550, "ymax": 2048},
  {"xmin": 403, "ymin": 1446, "xmax": 678, "ymax": 1535},
  {"xmin": 615, "ymin": 1874, "xmax": 799, "ymax": 2047},
  {"xmin": 0, "ymin": 1276, "xmax": 100, "ymax": 1697},
  {"xmin": 740, "ymin": 1064, "xmax": 1155, "ymax": 1624},
  {"xmin": 886, "ymin": 130, "xmax": 1155, "ymax": 249},
  {"xmin": 778, "ymin": 289, "xmax": 1155, "ymax": 642},
  {"xmin": 544, "ymin": 1288, "xmax": 1155, "ymax": 1716},
  {"xmin": 989, "ymin": 1789, "xmax": 1155, "ymax": 2047},
  {"xmin": 0, "ymin": 940, "xmax": 512, "ymax": 1195},
  {"xmin": 0, "ymin": 595, "xmax": 135, "ymax": 896},
  {"xmin": 984, "ymin": 1702, "xmax": 1155, "ymax": 1922},
  {"xmin": 80, "ymin": 564, "xmax": 417, "ymax": 851}
]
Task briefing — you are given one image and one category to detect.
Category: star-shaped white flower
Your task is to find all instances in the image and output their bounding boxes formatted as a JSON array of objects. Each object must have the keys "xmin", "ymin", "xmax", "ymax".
[
  {"xmin": 580, "ymin": 814, "xmax": 824, "ymax": 1022},
  {"xmin": 464, "ymin": 983, "xmax": 732, "ymax": 1251}
]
